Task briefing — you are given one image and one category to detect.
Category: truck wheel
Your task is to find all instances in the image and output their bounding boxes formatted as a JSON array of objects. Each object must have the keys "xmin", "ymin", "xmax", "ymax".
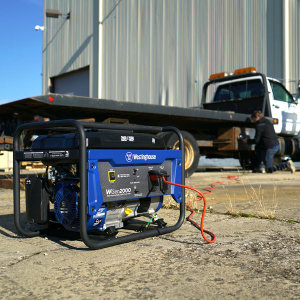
[{"xmin": 163, "ymin": 131, "xmax": 200, "ymax": 177}]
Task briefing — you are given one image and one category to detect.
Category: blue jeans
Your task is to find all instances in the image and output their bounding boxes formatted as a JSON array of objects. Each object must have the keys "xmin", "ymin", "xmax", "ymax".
[{"xmin": 256, "ymin": 144, "xmax": 279, "ymax": 172}]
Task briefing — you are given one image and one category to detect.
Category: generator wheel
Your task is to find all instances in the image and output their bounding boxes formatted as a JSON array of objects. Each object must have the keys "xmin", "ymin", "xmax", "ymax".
[{"xmin": 162, "ymin": 131, "xmax": 200, "ymax": 177}]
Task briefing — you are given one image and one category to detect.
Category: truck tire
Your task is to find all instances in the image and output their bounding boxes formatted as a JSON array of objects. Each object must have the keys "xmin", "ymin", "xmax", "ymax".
[
  {"xmin": 162, "ymin": 131, "xmax": 200, "ymax": 177},
  {"xmin": 239, "ymin": 153, "xmax": 282, "ymax": 170}
]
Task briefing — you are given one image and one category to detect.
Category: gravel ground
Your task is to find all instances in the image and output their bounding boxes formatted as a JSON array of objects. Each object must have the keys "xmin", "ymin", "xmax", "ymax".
[{"xmin": 0, "ymin": 170, "xmax": 299, "ymax": 299}]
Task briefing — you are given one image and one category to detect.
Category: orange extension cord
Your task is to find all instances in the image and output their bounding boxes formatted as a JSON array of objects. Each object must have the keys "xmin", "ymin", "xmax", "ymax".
[{"xmin": 162, "ymin": 175, "xmax": 239, "ymax": 244}]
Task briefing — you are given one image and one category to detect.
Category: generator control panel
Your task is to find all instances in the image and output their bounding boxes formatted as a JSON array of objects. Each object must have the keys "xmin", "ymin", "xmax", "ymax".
[{"xmin": 98, "ymin": 161, "xmax": 172, "ymax": 202}]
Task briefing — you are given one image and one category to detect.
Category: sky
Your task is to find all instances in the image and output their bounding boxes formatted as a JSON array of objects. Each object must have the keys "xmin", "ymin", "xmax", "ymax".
[{"xmin": 0, "ymin": 0, "xmax": 43, "ymax": 104}]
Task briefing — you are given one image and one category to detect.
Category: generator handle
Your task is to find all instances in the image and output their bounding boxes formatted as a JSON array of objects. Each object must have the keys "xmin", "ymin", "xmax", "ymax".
[{"xmin": 13, "ymin": 120, "xmax": 185, "ymax": 249}]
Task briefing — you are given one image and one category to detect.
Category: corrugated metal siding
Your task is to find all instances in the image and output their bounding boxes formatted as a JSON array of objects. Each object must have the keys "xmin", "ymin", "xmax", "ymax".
[
  {"xmin": 42, "ymin": 0, "xmax": 97, "ymax": 96},
  {"xmin": 266, "ymin": 0, "xmax": 283, "ymax": 80},
  {"xmin": 42, "ymin": 0, "xmax": 298, "ymax": 104},
  {"xmin": 287, "ymin": 0, "xmax": 300, "ymax": 94},
  {"xmin": 101, "ymin": 0, "xmax": 268, "ymax": 107}
]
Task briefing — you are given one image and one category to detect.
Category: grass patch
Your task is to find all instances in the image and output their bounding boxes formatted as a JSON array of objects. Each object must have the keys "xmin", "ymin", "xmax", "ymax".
[
  {"xmin": 224, "ymin": 174, "xmax": 278, "ymax": 220},
  {"xmin": 163, "ymin": 172, "xmax": 279, "ymax": 221}
]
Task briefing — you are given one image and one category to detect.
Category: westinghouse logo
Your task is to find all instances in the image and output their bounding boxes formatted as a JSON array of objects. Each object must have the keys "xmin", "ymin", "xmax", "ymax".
[
  {"xmin": 125, "ymin": 152, "xmax": 133, "ymax": 162},
  {"xmin": 125, "ymin": 152, "xmax": 156, "ymax": 162}
]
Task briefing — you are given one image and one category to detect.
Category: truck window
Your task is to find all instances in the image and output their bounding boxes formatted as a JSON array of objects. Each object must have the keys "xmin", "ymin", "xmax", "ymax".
[
  {"xmin": 270, "ymin": 81, "xmax": 294, "ymax": 103},
  {"xmin": 214, "ymin": 79, "xmax": 264, "ymax": 102},
  {"xmin": 214, "ymin": 88, "xmax": 234, "ymax": 101}
]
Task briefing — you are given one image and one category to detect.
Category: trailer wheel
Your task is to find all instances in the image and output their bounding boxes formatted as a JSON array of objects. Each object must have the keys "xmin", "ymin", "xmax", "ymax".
[{"xmin": 162, "ymin": 131, "xmax": 200, "ymax": 177}]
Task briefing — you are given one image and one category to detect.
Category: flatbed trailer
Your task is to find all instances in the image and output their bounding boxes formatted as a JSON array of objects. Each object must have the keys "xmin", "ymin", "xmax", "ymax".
[
  {"xmin": 0, "ymin": 94, "xmax": 254, "ymax": 176},
  {"xmin": 0, "ymin": 94, "xmax": 251, "ymax": 126}
]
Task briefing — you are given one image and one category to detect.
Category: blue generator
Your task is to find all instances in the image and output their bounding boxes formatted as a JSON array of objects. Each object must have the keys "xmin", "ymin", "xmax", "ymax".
[{"xmin": 13, "ymin": 120, "xmax": 185, "ymax": 249}]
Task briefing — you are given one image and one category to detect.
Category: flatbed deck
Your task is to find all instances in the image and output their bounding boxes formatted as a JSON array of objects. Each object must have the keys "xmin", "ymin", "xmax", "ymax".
[{"xmin": 0, "ymin": 94, "xmax": 253, "ymax": 130}]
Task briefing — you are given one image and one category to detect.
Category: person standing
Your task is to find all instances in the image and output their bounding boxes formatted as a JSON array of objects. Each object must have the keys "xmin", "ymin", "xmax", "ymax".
[{"xmin": 249, "ymin": 110, "xmax": 295, "ymax": 173}]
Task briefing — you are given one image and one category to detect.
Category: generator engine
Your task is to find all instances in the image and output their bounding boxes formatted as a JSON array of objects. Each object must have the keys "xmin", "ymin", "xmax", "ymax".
[{"xmin": 22, "ymin": 125, "xmax": 183, "ymax": 238}]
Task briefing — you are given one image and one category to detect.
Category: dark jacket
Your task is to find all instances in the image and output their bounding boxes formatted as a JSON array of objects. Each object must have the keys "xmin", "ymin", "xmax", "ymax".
[{"xmin": 251, "ymin": 117, "xmax": 279, "ymax": 149}]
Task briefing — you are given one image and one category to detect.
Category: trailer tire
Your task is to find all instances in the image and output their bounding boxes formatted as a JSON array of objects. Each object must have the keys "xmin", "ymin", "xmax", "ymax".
[{"xmin": 162, "ymin": 131, "xmax": 200, "ymax": 177}]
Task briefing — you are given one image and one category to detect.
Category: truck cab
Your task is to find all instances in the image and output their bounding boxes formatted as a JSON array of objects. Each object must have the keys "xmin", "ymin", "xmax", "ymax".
[
  {"xmin": 268, "ymin": 78, "xmax": 299, "ymax": 135},
  {"xmin": 201, "ymin": 67, "xmax": 300, "ymax": 137}
]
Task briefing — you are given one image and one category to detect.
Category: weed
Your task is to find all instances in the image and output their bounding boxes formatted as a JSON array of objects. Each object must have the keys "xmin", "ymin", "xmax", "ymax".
[
  {"xmin": 163, "ymin": 173, "xmax": 279, "ymax": 221},
  {"xmin": 225, "ymin": 176, "xmax": 278, "ymax": 219}
]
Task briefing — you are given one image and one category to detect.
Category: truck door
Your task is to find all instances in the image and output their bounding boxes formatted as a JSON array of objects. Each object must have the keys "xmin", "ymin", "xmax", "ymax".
[{"xmin": 269, "ymin": 80, "xmax": 300, "ymax": 135}]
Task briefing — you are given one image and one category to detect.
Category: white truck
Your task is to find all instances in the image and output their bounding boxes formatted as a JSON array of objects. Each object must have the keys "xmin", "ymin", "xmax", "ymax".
[{"xmin": 202, "ymin": 67, "xmax": 300, "ymax": 168}]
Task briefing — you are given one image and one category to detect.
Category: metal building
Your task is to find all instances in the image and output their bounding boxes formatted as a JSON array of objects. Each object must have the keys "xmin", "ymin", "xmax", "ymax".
[{"xmin": 42, "ymin": 0, "xmax": 300, "ymax": 108}]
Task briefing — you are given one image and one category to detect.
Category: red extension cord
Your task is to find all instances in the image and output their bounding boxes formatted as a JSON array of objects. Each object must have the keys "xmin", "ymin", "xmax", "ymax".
[{"xmin": 162, "ymin": 175, "xmax": 239, "ymax": 244}]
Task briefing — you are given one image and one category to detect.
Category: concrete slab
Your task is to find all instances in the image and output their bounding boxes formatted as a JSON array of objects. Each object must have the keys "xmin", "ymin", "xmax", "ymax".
[{"xmin": 0, "ymin": 170, "xmax": 299, "ymax": 299}]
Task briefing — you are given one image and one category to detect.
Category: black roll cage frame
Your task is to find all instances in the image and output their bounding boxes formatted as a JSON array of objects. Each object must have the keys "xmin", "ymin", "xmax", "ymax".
[{"xmin": 13, "ymin": 119, "xmax": 185, "ymax": 250}]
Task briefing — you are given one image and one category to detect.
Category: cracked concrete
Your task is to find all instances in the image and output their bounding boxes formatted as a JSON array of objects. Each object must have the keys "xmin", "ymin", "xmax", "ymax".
[{"xmin": 0, "ymin": 170, "xmax": 299, "ymax": 299}]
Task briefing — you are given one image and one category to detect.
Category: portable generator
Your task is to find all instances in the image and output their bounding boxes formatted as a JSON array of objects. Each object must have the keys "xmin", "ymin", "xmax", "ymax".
[{"xmin": 13, "ymin": 120, "xmax": 185, "ymax": 249}]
